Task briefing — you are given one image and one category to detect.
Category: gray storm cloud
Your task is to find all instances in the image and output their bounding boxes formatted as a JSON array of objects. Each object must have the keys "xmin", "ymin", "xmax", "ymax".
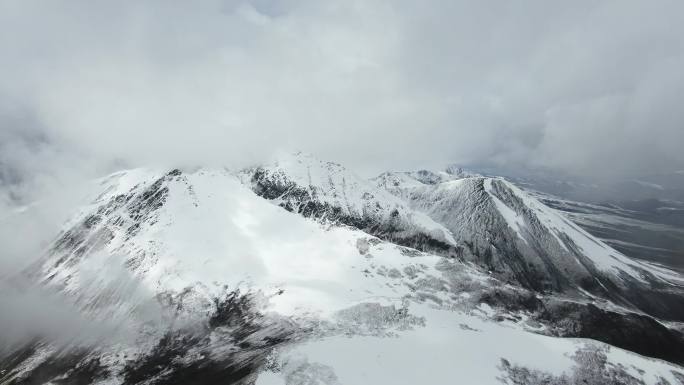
[{"xmin": 1, "ymin": 0, "xmax": 684, "ymax": 216}]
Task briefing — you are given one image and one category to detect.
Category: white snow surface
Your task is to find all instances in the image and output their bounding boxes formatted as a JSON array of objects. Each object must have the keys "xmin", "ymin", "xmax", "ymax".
[
  {"xmin": 20, "ymin": 163, "xmax": 684, "ymax": 384},
  {"xmin": 38, "ymin": 166, "xmax": 467, "ymax": 320},
  {"xmin": 257, "ymin": 303, "xmax": 684, "ymax": 385},
  {"xmin": 372, "ymin": 164, "xmax": 683, "ymax": 285},
  {"xmin": 241, "ymin": 152, "xmax": 458, "ymax": 246},
  {"xmin": 490, "ymin": 178, "xmax": 682, "ymax": 284}
]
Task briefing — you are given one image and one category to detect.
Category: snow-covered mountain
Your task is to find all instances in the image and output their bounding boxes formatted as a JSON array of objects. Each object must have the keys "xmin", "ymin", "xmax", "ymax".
[
  {"xmin": 453, "ymin": 165, "xmax": 684, "ymax": 270},
  {"xmin": 238, "ymin": 152, "xmax": 458, "ymax": 255},
  {"xmin": 2, "ymin": 153, "xmax": 684, "ymax": 385},
  {"xmin": 372, "ymin": 170, "xmax": 684, "ymax": 321}
]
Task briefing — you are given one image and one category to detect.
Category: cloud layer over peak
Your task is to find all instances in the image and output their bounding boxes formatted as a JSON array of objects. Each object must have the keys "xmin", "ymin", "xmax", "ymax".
[{"xmin": 1, "ymin": 0, "xmax": 684, "ymax": 209}]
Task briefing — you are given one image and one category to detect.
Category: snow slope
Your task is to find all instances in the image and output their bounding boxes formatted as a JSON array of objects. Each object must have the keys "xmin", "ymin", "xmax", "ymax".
[
  {"xmin": 238, "ymin": 152, "xmax": 458, "ymax": 254},
  {"xmin": 258, "ymin": 305, "xmax": 684, "ymax": 385},
  {"xmin": 3, "ymin": 159, "xmax": 684, "ymax": 384},
  {"xmin": 372, "ymin": 169, "xmax": 684, "ymax": 320}
]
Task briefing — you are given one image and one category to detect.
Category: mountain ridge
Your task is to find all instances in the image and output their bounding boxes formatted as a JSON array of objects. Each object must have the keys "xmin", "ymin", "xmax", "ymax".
[{"xmin": 3, "ymin": 153, "xmax": 684, "ymax": 385}]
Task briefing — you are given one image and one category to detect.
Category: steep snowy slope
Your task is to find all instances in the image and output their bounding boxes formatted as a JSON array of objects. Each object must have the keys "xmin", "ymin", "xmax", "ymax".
[
  {"xmin": 2, "ymin": 162, "xmax": 684, "ymax": 384},
  {"xmin": 533, "ymin": 191, "xmax": 684, "ymax": 272},
  {"xmin": 238, "ymin": 152, "xmax": 458, "ymax": 255},
  {"xmin": 453, "ymin": 166, "xmax": 684, "ymax": 270},
  {"xmin": 372, "ymin": 171, "xmax": 684, "ymax": 321}
]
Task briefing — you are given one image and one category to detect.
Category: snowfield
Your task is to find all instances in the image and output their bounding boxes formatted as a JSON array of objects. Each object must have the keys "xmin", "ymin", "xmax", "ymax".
[
  {"xmin": 2, "ymin": 154, "xmax": 684, "ymax": 385},
  {"xmin": 258, "ymin": 305, "xmax": 684, "ymax": 385}
]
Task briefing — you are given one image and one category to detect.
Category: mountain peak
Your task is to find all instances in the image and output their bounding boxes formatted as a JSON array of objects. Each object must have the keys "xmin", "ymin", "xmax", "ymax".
[{"xmin": 5, "ymin": 157, "xmax": 684, "ymax": 384}]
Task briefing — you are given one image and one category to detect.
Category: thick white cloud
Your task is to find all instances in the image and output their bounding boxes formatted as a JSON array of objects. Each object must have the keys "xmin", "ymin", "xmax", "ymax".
[{"xmin": 1, "ymin": 0, "xmax": 684, "ymax": 208}]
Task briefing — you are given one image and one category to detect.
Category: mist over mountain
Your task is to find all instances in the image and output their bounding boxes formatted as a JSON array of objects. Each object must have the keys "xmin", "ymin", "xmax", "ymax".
[
  {"xmin": 2, "ymin": 1, "xmax": 684, "ymax": 384},
  {"xmin": 3, "ymin": 0, "xmax": 684, "ymax": 211}
]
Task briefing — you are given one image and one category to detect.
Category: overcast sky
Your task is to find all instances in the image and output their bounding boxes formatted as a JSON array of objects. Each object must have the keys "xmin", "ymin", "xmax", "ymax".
[
  {"xmin": 2, "ymin": 0, "xmax": 684, "ymax": 212},
  {"xmin": 1, "ymin": 0, "xmax": 684, "ymax": 344}
]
